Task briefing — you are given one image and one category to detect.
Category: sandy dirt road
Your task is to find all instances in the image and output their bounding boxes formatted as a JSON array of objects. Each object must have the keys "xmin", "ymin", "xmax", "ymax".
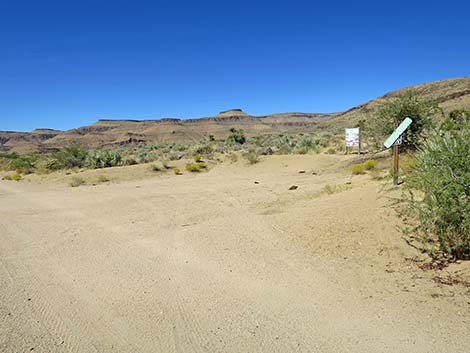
[{"xmin": 1, "ymin": 155, "xmax": 469, "ymax": 352}]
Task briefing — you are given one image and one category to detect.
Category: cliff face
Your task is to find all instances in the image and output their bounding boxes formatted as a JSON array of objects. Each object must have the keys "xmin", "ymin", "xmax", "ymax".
[{"xmin": 1, "ymin": 77, "xmax": 469, "ymax": 153}]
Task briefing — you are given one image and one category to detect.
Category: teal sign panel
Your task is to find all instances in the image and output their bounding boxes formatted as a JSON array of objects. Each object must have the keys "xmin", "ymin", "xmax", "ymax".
[{"xmin": 384, "ymin": 117, "xmax": 412, "ymax": 148}]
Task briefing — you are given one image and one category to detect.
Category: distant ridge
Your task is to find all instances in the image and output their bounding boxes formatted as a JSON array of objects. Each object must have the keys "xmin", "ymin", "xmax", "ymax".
[{"xmin": 1, "ymin": 77, "xmax": 469, "ymax": 153}]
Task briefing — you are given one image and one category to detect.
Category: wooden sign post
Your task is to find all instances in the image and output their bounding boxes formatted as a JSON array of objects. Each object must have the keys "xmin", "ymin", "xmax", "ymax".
[
  {"xmin": 384, "ymin": 118, "xmax": 412, "ymax": 185},
  {"xmin": 393, "ymin": 143, "xmax": 399, "ymax": 185}
]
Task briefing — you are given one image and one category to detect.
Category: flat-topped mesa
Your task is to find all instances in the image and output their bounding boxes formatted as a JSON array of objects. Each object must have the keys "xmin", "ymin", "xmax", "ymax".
[
  {"xmin": 96, "ymin": 118, "xmax": 182, "ymax": 124},
  {"xmin": 216, "ymin": 109, "xmax": 250, "ymax": 117}
]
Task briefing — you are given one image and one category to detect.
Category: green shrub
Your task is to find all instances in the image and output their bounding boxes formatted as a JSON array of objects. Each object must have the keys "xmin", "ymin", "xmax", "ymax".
[
  {"xmin": 403, "ymin": 129, "xmax": 470, "ymax": 259},
  {"xmin": 369, "ymin": 91, "xmax": 438, "ymax": 151},
  {"xmin": 173, "ymin": 168, "xmax": 182, "ymax": 175},
  {"xmin": 229, "ymin": 153, "xmax": 238, "ymax": 163},
  {"xmin": 295, "ymin": 147, "xmax": 308, "ymax": 155},
  {"xmin": 351, "ymin": 163, "xmax": 366, "ymax": 175},
  {"xmin": 69, "ymin": 176, "xmax": 85, "ymax": 187},
  {"xmin": 185, "ymin": 163, "xmax": 202, "ymax": 172},
  {"xmin": 193, "ymin": 154, "xmax": 202, "ymax": 162},
  {"xmin": 363, "ymin": 159, "xmax": 377, "ymax": 170},
  {"xmin": 151, "ymin": 162, "xmax": 164, "ymax": 172},
  {"xmin": 85, "ymin": 149, "xmax": 122, "ymax": 169},
  {"xmin": 2, "ymin": 173, "xmax": 22, "ymax": 181},
  {"xmin": 225, "ymin": 128, "xmax": 246, "ymax": 146},
  {"xmin": 244, "ymin": 151, "xmax": 259, "ymax": 164},
  {"xmin": 55, "ymin": 146, "xmax": 88, "ymax": 169}
]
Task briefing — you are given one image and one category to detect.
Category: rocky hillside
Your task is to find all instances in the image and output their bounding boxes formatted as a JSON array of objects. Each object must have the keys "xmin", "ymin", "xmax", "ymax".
[
  {"xmin": 1, "ymin": 77, "xmax": 469, "ymax": 153},
  {"xmin": 324, "ymin": 77, "xmax": 470, "ymax": 129}
]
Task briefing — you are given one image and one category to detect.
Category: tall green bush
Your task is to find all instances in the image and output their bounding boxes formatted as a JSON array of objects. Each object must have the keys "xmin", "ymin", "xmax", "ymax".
[
  {"xmin": 370, "ymin": 91, "xmax": 439, "ymax": 150},
  {"xmin": 404, "ymin": 127, "xmax": 470, "ymax": 259}
]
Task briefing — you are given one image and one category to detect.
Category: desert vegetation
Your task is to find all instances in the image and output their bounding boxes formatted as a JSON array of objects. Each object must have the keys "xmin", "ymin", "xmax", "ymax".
[{"xmin": 401, "ymin": 109, "xmax": 470, "ymax": 259}]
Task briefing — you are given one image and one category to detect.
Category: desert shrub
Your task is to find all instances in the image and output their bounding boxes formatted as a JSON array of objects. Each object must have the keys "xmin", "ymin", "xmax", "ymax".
[
  {"xmin": 363, "ymin": 159, "xmax": 377, "ymax": 170},
  {"xmin": 439, "ymin": 109, "xmax": 470, "ymax": 132},
  {"xmin": 151, "ymin": 162, "xmax": 164, "ymax": 172},
  {"xmin": 69, "ymin": 176, "xmax": 85, "ymax": 187},
  {"xmin": 85, "ymin": 149, "xmax": 122, "ymax": 169},
  {"xmin": 173, "ymin": 168, "xmax": 182, "ymax": 175},
  {"xmin": 96, "ymin": 175, "xmax": 110, "ymax": 183},
  {"xmin": 244, "ymin": 151, "xmax": 260, "ymax": 164},
  {"xmin": 192, "ymin": 144, "xmax": 213, "ymax": 156},
  {"xmin": 168, "ymin": 151, "xmax": 184, "ymax": 161},
  {"xmin": 317, "ymin": 132, "xmax": 333, "ymax": 147},
  {"xmin": 295, "ymin": 147, "xmax": 308, "ymax": 155},
  {"xmin": 296, "ymin": 135, "xmax": 316, "ymax": 152},
  {"xmin": 193, "ymin": 154, "xmax": 202, "ymax": 162},
  {"xmin": 4, "ymin": 154, "xmax": 39, "ymax": 173},
  {"xmin": 55, "ymin": 146, "xmax": 88, "ymax": 169},
  {"xmin": 229, "ymin": 153, "xmax": 238, "ymax": 163},
  {"xmin": 403, "ymin": 129, "xmax": 470, "ymax": 259},
  {"xmin": 122, "ymin": 156, "xmax": 138, "ymax": 165},
  {"xmin": 351, "ymin": 163, "xmax": 366, "ymax": 175},
  {"xmin": 2, "ymin": 172, "xmax": 22, "ymax": 181},
  {"xmin": 369, "ymin": 91, "xmax": 438, "ymax": 151},
  {"xmin": 225, "ymin": 128, "xmax": 246, "ymax": 146},
  {"xmin": 185, "ymin": 163, "xmax": 202, "ymax": 172},
  {"xmin": 324, "ymin": 184, "xmax": 337, "ymax": 195}
]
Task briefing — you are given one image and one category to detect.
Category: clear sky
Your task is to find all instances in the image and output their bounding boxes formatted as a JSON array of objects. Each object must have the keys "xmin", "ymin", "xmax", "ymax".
[{"xmin": 1, "ymin": 0, "xmax": 469, "ymax": 132}]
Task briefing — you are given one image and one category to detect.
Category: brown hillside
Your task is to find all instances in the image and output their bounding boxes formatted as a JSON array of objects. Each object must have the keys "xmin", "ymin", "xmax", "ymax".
[{"xmin": 1, "ymin": 77, "xmax": 469, "ymax": 153}]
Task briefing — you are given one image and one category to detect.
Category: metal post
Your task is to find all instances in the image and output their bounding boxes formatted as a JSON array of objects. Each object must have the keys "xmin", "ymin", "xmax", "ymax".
[{"xmin": 393, "ymin": 143, "xmax": 399, "ymax": 185}]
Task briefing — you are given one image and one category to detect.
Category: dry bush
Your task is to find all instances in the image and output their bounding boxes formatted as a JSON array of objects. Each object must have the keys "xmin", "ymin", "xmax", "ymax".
[
  {"xmin": 69, "ymin": 176, "xmax": 85, "ymax": 187},
  {"xmin": 363, "ymin": 159, "xmax": 377, "ymax": 170},
  {"xmin": 229, "ymin": 153, "xmax": 238, "ymax": 163},
  {"xmin": 96, "ymin": 175, "xmax": 110, "ymax": 183},
  {"xmin": 351, "ymin": 163, "xmax": 366, "ymax": 175}
]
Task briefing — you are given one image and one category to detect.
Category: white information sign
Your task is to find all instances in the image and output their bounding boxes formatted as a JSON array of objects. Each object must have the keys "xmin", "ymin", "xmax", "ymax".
[{"xmin": 345, "ymin": 128, "xmax": 360, "ymax": 147}]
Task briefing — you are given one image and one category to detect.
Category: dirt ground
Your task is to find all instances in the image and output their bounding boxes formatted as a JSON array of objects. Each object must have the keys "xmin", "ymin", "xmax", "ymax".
[{"xmin": 1, "ymin": 154, "xmax": 469, "ymax": 353}]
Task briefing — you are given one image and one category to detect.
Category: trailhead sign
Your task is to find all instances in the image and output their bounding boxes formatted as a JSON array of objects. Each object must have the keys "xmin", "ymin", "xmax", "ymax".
[
  {"xmin": 383, "ymin": 117, "xmax": 413, "ymax": 185},
  {"xmin": 345, "ymin": 128, "xmax": 360, "ymax": 147},
  {"xmin": 384, "ymin": 117, "xmax": 412, "ymax": 148}
]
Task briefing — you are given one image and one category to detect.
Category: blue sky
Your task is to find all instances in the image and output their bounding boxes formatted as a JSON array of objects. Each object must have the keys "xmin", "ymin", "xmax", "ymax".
[{"xmin": 1, "ymin": 0, "xmax": 469, "ymax": 132}]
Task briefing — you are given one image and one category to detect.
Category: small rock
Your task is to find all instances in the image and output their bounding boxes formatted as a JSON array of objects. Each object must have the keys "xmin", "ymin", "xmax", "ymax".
[
  {"xmin": 289, "ymin": 185, "xmax": 298, "ymax": 190},
  {"xmin": 254, "ymin": 181, "xmax": 259, "ymax": 184},
  {"xmin": 298, "ymin": 170, "xmax": 306, "ymax": 174},
  {"xmin": 311, "ymin": 171, "xmax": 318, "ymax": 175}
]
